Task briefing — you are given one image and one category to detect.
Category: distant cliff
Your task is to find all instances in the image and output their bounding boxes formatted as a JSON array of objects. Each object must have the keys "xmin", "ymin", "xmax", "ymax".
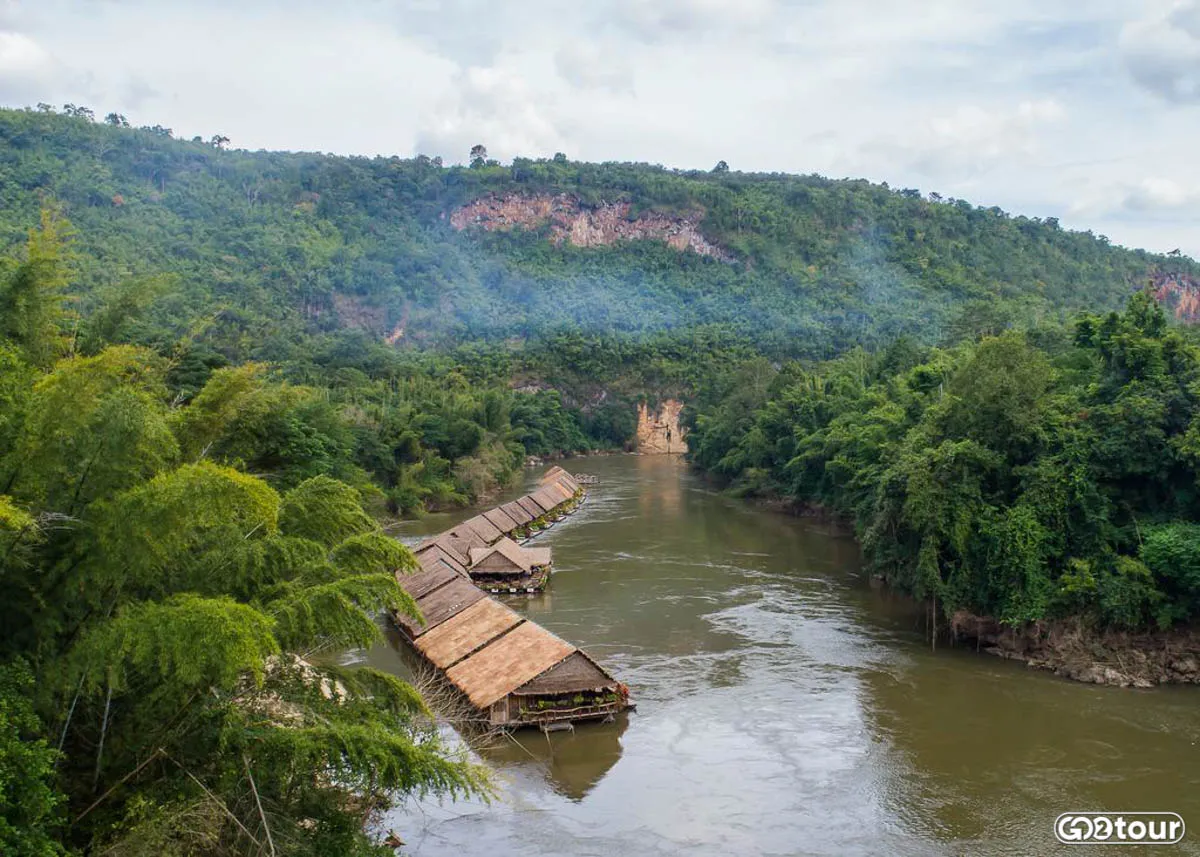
[
  {"xmin": 449, "ymin": 193, "xmax": 732, "ymax": 261},
  {"xmin": 1151, "ymin": 270, "xmax": 1200, "ymax": 322}
]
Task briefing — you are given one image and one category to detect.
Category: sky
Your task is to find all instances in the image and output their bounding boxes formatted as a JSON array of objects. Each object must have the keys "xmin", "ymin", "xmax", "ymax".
[{"xmin": 4, "ymin": 0, "xmax": 1200, "ymax": 255}]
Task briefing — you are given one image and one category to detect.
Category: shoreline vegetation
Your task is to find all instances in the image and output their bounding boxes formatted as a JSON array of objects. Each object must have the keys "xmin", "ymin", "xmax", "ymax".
[
  {"xmin": 744, "ymin": 492, "xmax": 1200, "ymax": 687},
  {"xmin": 687, "ymin": 295, "xmax": 1200, "ymax": 689}
]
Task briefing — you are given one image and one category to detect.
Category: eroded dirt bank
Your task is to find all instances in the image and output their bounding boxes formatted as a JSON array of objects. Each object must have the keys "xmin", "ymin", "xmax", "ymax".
[{"xmin": 950, "ymin": 612, "xmax": 1200, "ymax": 687}]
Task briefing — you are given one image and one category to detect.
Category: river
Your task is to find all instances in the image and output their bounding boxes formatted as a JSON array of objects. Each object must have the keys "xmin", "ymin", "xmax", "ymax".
[{"xmin": 343, "ymin": 454, "xmax": 1200, "ymax": 856}]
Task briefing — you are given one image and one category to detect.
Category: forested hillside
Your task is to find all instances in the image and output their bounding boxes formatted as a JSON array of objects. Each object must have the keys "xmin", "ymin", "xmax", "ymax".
[
  {"xmin": 2, "ymin": 106, "xmax": 1196, "ymax": 365},
  {"xmin": 9, "ymin": 103, "xmax": 1200, "ymax": 628}
]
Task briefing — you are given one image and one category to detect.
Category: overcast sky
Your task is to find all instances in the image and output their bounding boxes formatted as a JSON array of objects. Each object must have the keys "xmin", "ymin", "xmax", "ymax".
[{"xmin": 4, "ymin": 0, "xmax": 1200, "ymax": 255}]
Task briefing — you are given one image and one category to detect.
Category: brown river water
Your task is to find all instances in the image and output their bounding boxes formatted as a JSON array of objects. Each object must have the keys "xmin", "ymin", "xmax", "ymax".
[{"xmin": 341, "ymin": 454, "xmax": 1200, "ymax": 856}]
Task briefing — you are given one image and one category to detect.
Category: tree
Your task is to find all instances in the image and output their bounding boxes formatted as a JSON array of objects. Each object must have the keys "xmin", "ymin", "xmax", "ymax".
[
  {"xmin": 8, "ymin": 347, "xmax": 178, "ymax": 515},
  {"xmin": 712, "ymin": 160, "xmax": 729, "ymax": 173},
  {"xmin": 469, "ymin": 143, "xmax": 488, "ymax": 168},
  {"xmin": 0, "ymin": 662, "xmax": 63, "ymax": 857},
  {"xmin": 23, "ymin": 455, "xmax": 481, "ymax": 855},
  {"xmin": 0, "ymin": 206, "xmax": 74, "ymax": 368},
  {"xmin": 104, "ymin": 112, "xmax": 129, "ymax": 127},
  {"xmin": 61, "ymin": 104, "xmax": 94, "ymax": 121},
  {"xmin": 210, "ymin": 134, "xmax": 230, "ymax": 149}
]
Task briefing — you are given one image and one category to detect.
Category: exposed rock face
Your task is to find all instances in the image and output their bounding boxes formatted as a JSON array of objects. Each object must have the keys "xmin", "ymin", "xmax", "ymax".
[
  {"xmin": 332, "ymin": 292, "xmax": 386, "ymax": 333},
  {"xmin": 636, "ymin": 399, "xmax": 688, "ymax": 454},
  {"xmin": 1151, "ymin": 271, "xmax": 1200, "ymax": 322},
  {"xmin": 449, "ymin": 193, "xmax": 732, "ymax": 261}
]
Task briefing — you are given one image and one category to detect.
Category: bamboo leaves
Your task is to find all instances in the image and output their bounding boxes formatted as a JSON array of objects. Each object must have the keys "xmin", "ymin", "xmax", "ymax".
[{"xmin": 67, "ymin": 595, "xmax": 279, "ymax": 697}]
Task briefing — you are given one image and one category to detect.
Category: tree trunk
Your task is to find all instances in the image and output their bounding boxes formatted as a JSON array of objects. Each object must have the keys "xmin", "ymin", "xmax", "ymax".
[{"xmin": 930, "ymin": 595, "xmax": 937, "ymax": 652}]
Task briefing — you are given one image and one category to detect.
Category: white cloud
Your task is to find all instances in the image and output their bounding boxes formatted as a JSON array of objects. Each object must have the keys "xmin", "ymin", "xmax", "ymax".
[
  {"xmin": 851, "ymin": 99, "xmax": 1065, "ymax": 181},
  {"xmin": 415, "ymin": 63, "xmax": 569, "ymax": 163},
  {"xmin": 605, "ymin": 0, "xmax": 780, "ymax": 41},
  {"xmin": 1072, "ymin": 176, "xmax": 1200, "ymax": 217},
  {"xmin": 554, "ymin": 42, "xmax": 634, "ymax": 93},
  {"xmin": 0, "ymin": 29, "xmax": 57, "ymax": 102},
  {"xmin": 1121, "ymin": 0, "xmax": 1200, "ymax": 102},
  {"xmin": 0, "ymin": 30, "xmax": 46, "ymax": 73}
]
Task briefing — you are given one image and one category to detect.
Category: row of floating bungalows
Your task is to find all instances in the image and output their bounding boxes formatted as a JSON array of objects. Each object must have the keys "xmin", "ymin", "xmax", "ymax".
[
  {"xmin": 393, "ymin": 468, "xmax": 631, "ymax": 729},
  {"xmin": 413, "ymin": 466, "xmax": 585, "ymax": 594}
]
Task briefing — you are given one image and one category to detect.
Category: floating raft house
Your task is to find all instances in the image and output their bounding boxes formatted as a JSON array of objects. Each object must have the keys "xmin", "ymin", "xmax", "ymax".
[
  {"xmin": 397, "ymin": 468, "xmax": 630, "ymax": 728},
  {"xmin": 468, "ymin": 538, "xmax": 552, "ymax": 594}
]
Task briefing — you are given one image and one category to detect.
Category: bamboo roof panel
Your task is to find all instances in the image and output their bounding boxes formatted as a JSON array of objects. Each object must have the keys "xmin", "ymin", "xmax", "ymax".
[
  {"xmin": 445, "ymin": 622, "xmax": 575, "ymax": 708},
  {"xmin": 501, "ymin": 500, "xmax": 533, "ymax": 525},
  {"xmin": 461, "ymin": 515, "xmax": 503, "ymax": 544},
  {"xmin": 409, "ymin": 576, "xmax": 486, "ymax": 637},
  {"xmin": 482, "ymin": 507, "xmax": 519, "ymax": 533},
  {"xmin": 414, "ymin": 599, "xmax": 524, "ymax": 670}
]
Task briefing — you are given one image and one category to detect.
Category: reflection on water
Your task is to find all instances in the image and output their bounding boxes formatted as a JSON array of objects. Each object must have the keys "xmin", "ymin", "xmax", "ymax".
[
  {"xmin": 473, "ymin": 715, "xmax": 629, "ymax": 802},
  {"xmin": 349, "ymin": 455, "xmax": 1200, "ymax": 856}
]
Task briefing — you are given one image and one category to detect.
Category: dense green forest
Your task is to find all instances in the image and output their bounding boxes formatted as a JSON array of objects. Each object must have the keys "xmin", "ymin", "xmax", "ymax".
[
  {"xmin": 688, "ymin": 294, "xmax": 1200, "ymax": 634},
  {"xmin": 0, "ymin": 214, "xmax": 488, "ymax": 855}
]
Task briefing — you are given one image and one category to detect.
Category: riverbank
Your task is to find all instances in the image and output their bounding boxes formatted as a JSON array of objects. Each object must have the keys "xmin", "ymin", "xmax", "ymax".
[
  {"xmin": 713, "ymin": 481, "xmax": 1200, "ymax": 689},
  {"xmin": 949, "ymin": 612, "xmax": 1200, "ymax": 688},
  {"xmin": 704, "ymin": 547, "xmax": 1200, "ymax": 689}
]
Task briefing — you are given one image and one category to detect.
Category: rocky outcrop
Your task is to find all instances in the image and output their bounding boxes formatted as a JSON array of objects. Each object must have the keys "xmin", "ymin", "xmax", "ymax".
[
  {"xmin": 449, "ymin": 193, "xmax": 732, "ymax": 261},
  {"xmin": 950, "ymin": 612, "xmax": 1200, "ymax": 687},
  {"xmin": 1151, "ymin": 270, "xmax": 1200, "ymax": 322},
  {"xmin": 636, "ymin": 399, "xmax": 688, "ymax": 454}
]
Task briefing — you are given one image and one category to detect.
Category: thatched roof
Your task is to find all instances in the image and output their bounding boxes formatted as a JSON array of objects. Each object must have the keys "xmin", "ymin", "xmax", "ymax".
[
  {"xmin": 461, "ymin": 514, "xmax": 503, "ymax": 544},
  {"xmin": 398, "ymin": 575, "xmax": 486, "ymax": 638},
  {"xmin": 515, "ymin": 495, "xmax": 545, "ymax": 519},
  {"xmin": 397, "ymin": 563, "xmax": 459, "ymax": 601},
  {"xmin": 541, "ymin": 466, "xmax": 579, "ymax": 494},
  {"xmin": 416, "ymin": 533, "xmax": 477, "ymax": 566},
  {"xmin": 445, "ymin": 622, "xmax": 574, "ymax": 708},
  {"xmin": 540, "ymin": 465, "xmax": 569, "ymax": 484},
  {"xmin": 500, "ymin": 500, "xmax": 533, "ymax": 525},
  {"xmin": 414, "ymin": 543, "xmax": 468, "ymax": 578},
  {"xmin": 546, "ymin": 481, "xmax": 573, "ymax": 503},
  {"xmin": 514, "ymin": 651, "xmax": 616, "ymax": 696},
  {"xmin": 530, "ymin": 487, "xmax": 560, "ymax": 513},
  {"xmin": 414, "ymin": 599, "xmax": 523, "ymax": 670},
  {"xmin": 468, "ymin": 537, "xmax": 552, "ymax": 574},
  {"xmin": 447, "ymin": 527, "xmax": 487, "ymax": 548},
  {"xmin": 482, "ymin": 507, "xmax": 519, "ymax": 533}
]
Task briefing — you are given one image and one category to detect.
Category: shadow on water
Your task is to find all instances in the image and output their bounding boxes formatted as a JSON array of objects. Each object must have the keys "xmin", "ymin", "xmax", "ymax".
[{"xmin": 472, "ymin": 715, "xmax": 630, "ymax": 802}]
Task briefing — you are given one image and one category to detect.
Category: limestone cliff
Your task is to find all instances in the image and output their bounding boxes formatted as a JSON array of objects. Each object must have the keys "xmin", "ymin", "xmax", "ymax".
[
  {"xmin": 449, "ymin": 193, "xmax": 732, "ymax": 261},
  {"xmin": 636, "ymin": 399, "xmax": 688, "ymax": 454},
  {"xmin": 1152, "ymin": 270, "xmax": 1200, "ymax": 322}
]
